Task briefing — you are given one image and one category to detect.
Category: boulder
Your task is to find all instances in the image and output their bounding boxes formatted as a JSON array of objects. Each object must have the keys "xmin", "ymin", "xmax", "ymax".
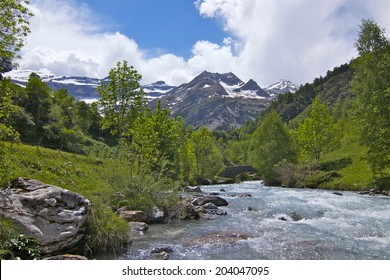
[
  {"xmin": 129, "ymin": 222, "xmax": 148, "ymax": 232},
  {"xmin": 0, "ymin": 178, "xmax": 90, "ymax": 255},
  {"xmin": 191, "ymin": 196, "xmax": 228, "ymax": 207},
  {"xmin": 147, "ymin": 206, "xmax": 165, "ymax": 223},
  {"xmin": 116, "ymin": 207, "xmax": 147, "ymax": 223},
  {"xmin": 203, "ymin": 203, "xmax": 218, "ymax": 210}
]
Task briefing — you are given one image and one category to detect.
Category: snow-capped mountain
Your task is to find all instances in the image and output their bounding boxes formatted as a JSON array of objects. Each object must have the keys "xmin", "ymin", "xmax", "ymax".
[
  {"xmin": 149, "ymin": 71, "xmax": 270, "ymax": 130},
  {"xmin": 6, "ymin": 69, "xmax": 298, "ymax": 130},
  {"xmin": 5, "ymin": 69, "xmax": 174, "ymax": 101},
  {"xmin": 142, "ymin": 81, "xmax": 175, "ymax": 100},
  {"xmin": 264, "ymin": 79, "xmax": 298, "ymax": 98}
]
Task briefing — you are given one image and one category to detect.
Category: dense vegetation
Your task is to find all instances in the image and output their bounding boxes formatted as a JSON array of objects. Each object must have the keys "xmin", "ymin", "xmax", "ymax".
[
  {"xmin": 0, "ymin": 1, "xmax": 389, "ymax": 259},
  {"xmin": 221, "ymin": 19, "xmax": 389, "ymax": 190}
]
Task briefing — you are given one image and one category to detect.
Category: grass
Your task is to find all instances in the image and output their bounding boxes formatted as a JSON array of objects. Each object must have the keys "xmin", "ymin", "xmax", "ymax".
[
  {"xmin": 0, "ymin": 142, "xmax": 134, "ymax": 258},
  {"xmin": 320, "ymin": 142, "xmax": 373, "ymax": 190}
]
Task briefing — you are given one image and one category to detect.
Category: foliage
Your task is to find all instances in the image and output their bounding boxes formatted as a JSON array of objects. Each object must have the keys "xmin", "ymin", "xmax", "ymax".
[
  {"xmin": 125, "ymin": 102, "xmax": 185, "ymax": 177},
  {"xmin": 296, "ymin": 97, "xmax": 336, "ymax": 161},
  {"xmin": 0, "ymin": 216, "xmax": 41, "ymax": 260},
  {"xmin": 0, "ymin": 0, "xmax": 33, "ymax": 67},
  {"xmin": 84, "ymin": 202, "xmax": 129, "ymax": 258},
  {"xmin": 189, "ymin": 126, "xmax": 225, "ymax": 183},
  {"xmin": 351, "ymin": 19, "xmax": 390, "ymax": 177},
  {"xmin": 250, "ymin": 111, "xmax": 297, "ymax": 185},
  {"xmin": 97, "ymin": 61, "xmax": 146, "ymax": 155}
]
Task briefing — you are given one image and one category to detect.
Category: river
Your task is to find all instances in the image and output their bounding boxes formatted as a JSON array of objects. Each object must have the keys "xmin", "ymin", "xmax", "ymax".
[{"xmin": 122, "ymin": 181, "xmax": 390, "ymax": 260}]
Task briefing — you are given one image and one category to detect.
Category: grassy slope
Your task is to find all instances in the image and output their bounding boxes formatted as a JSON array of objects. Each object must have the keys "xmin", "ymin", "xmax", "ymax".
[
  {"xmin": 1, "ymin": 142, "xmax": 129, "ymax": 257},
  {"xmin": 320, "ymin": 142, "xmax": 373, "ymax": 191}
]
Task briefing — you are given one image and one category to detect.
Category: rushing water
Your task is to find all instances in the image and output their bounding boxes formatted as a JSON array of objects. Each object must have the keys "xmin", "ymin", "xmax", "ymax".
[{"xmin": 122, "ymin": 181, "xmax": 390, "ymax": 260}]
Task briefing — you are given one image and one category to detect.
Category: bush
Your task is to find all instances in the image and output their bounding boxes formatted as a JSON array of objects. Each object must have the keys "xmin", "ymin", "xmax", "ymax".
[
  {"xmin": 84, "ymin": 202, "xmax": 129, "ymax": 258},
  {"xmin": 0, "ymin": 217, "xmax": 41, "ymax": 260}
]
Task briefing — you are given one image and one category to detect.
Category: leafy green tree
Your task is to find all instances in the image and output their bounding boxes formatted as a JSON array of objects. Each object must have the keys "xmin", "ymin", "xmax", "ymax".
[
  {"xmin": 0, "ymin": 0, "xmax": 33, "ymax": 69},
  {"xmin": 97, "ymin": 61, "xmax": 146, "ymax": 157},
  {"xmin": 24, "ymin": 73, "xmax": 52, "ymax": 134},
  {"xmin": 296, "ymin": 97, "xmax": 335, "ymax": 161},
  {"xmin": 190, "ymin": 126, "xmax": 224, "ymax": 182},
  {"xmin": 250, "ymin": 111, "xmax": 297, "ymax": 185},
  {"xmin": 351, "ymin": 19, "xmax": 390, "ymax": 176},
  {"xmin": 126, "ymin": 103, "xmax": 184, "ymax": 175}
]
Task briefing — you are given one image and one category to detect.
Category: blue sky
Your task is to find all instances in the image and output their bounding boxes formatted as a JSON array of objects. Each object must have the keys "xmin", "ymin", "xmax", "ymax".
[
  {"xmin": 17, "ymin": 0, "xmax": 390, "ymax": 86},
  {"xmin": 81, "ymin": 0, "xmax": 226, "ymax": 58}
]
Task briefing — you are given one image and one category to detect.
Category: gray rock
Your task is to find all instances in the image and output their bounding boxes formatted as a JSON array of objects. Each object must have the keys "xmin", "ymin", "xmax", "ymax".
[
  {"xmin": 116, "ymin": 207, "xmax": 147, "ymax": 223},
  {"xmin": 238, "ymin": 193, "xmax": 252, "ymax": 197},
  {"xmin": 129, "ymin": 222, "xmax": 148, "ymax": 232},
  {"xmin": 204, "ymin": 209, "xmax": 227, "ymax": 215},
  {"xmin": 147, "ymin": 206, "xmax": 165, "ymax": 223},
  {"xmin": 203, "ymin": 203, "xmax": 218, "ymax": 210},
  {"xmin": 0, "ymin": 178, "xmax": 90, "ymax": 255},
  {"xmin": 191, "ymin": 196, "xmax": 228, "ymax": 207}
]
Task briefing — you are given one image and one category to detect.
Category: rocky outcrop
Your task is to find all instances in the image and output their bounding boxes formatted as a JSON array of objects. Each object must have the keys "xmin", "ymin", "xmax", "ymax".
[{"xmin": 0, "ymin": 178, "xmax": 90, "ymax": 255}]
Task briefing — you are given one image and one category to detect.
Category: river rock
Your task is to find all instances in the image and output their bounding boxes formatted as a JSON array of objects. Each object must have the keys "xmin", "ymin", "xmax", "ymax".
[
  {"xmin": 0, "ymin": 178, "xmax": 90, "ymax": 255},
  {"xmin": 188, "ymin": 232, "xmax": 250, "ymax": 245},
  {"xmin": 43, "ymin": 254, "xmax": 88, "ymax": 260},
  {"xmin": 204, "ymin": 209, "xmax": 227, "ymax": 215},
  {"xmin": 289, "ymin": 211, "xmax": 303, "ymax": 221},
  {"xmin": 203, "ymin": 203, "xmax": 218, "ymax": 210},
  {"xmin": 117, "ymin": 207, "xmax": 147, "ymax": 222},
  {"xmin": 185, "ymin": 186, "xmax": 202, "ymax": 193},
  {"xmin": 238, "ymin": 193, "xmax": 252, "ymax": 197},
  {"xmin": 147, "ymin": 206, "xmax": 165, "ymax": 223},
  {"xmin": 129, "ymin": 222, "xmax": 148, "ymax": 232},
  {"xmin": 191, "ymin": 196, "xmax": 228, "ymax": 207}
]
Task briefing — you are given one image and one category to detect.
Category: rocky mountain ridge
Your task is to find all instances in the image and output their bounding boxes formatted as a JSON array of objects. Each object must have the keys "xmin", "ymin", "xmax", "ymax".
[{"xmin": 6, "ymin": 69, "xmax": 298, "ymax": 130}]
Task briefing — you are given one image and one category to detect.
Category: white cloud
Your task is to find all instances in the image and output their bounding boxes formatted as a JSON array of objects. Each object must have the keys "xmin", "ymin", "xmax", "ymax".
[
  {"xmin": 18, "ymin": 0, "xmax": 390, "ymax": 87},
  {"xmin": 195, "ymin": 0, "xmax": 390, "ymax": 86}
]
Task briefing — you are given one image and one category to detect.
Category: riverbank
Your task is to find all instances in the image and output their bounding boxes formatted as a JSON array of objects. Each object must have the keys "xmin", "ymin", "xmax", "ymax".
[{"xmin": 0, "ymin": 142, "xmax": 386, "ymax": 259}]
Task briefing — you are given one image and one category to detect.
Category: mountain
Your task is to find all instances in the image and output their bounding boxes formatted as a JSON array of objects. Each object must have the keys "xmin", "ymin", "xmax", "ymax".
[
  {"xmin": 6, "ymin": 69, "xmax": 298, "ymax": 130},
  {"xmin": 142, "ymin": 81, "xmax": 176, "ymax": 100},
  {"xmin": 5, "ymin": 70, "xmax": 174, "ymax": 102},
  {"xmin": 264, "ymin": 79, "xmax": 298, "ymax": 98},
  {"xmin": 149, "ymin": 71, "xmax": 270, "ymax": 130}
]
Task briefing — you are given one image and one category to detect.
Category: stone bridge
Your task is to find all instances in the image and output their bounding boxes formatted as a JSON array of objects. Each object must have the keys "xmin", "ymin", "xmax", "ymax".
[{"xmin": 220, "ymin": 165, "xmax": 257, "ymax": 178}]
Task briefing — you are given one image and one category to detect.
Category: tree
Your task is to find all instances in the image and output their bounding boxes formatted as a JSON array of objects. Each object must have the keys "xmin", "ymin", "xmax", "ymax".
[
  {"xmin": 296, "ymin": 97, "xmax": 335, "ymax": 161},
  {"xmin": 126, "ymin": 103, "xmax": 184, "ymax": 176},
  {"xmin": 0, "ymin": 0, "xmax": 33, "ymax": 71},
  {"xmin": 351, "ymin": 19, "xmax": 390, "ymax": 176},
  {"xmin": 24, "ymin": 73, "xmax": 52, "ymax": 135},
  {"xmin": 97, "ymin": 61, "xmax": 146, "ymax": 157},
  {"xmin": 190, "ymin": 126, "xmax": 224, "ymax": 182},
  {"xmin": 355, "ymin": 19, "xmax": 389, "ymax": 55},
  {"xmin": 250, "ymin": 111, "xmax": 297, "ymax": 185}
]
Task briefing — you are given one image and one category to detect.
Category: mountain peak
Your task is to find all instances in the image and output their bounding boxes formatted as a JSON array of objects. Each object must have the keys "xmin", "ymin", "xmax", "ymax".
[{"xmin": 265, "ymin": 79, "xmax": 298, "ymax": 98}]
